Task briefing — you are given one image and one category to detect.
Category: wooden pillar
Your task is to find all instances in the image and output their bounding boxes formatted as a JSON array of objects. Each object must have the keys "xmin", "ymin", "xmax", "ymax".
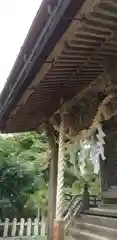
[
  {"xmin": 46, "ymin": 124, "xmax": 58, "ymax": 240},
  {"xmin": 82, "ymin": 183, "xmax": 89, "ymax": 209},
  {"xmin": 99, "ymin": 157, "xmax": 108, "ymax": 193},
  {"xmin": 104, "ymin": 132, "xmax": 117, "ymax": 188}
]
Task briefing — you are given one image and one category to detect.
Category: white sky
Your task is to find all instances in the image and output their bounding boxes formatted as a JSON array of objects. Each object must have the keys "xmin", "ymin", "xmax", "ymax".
[{"xmin": 0, "ymin": 0, "xmax": 42, "ymax": 93}]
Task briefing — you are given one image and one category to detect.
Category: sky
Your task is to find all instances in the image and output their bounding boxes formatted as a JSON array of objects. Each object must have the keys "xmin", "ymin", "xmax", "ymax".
[{"xmin": 0, "ymin": 0, "xmax": 42, "ymax": 93}]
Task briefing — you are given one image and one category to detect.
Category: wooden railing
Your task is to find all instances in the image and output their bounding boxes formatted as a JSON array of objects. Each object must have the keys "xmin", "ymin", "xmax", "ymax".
[
  {"xmin": 0, "ymin": 193, "xmax": 100, "ymax": 238},
  {"xmin": 0, "ymin": 217, "xmax": 47, "ymax": 238},
  {"xmin": 63, "ymin": 195, "xmax": 82, "ymax": 234},
  {"xmin": 63, "ymin": 192, "xmax": 100, "ymax": 235}
]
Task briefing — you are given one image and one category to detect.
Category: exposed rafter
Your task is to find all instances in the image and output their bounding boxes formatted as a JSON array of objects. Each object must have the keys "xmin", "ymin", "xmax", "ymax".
[{"xmin": 1, "ymin": 0, "xmax": 117, "ymax": 133}]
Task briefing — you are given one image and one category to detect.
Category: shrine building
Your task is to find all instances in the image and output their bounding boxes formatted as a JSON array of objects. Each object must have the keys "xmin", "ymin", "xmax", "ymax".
[{"xmin": 0, "ymin": 1, "xmax": 117, "ymax": 239}]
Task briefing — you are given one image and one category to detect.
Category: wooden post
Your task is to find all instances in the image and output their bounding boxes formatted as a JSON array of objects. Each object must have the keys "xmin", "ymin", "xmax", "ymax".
[
  {"xmin": 19, "ymin": 218, "xmax": 25, "ymax": 237},
  {"xmin": 3, "ymin": 218, "xmax": 9, "ymax": 237},
  {"xmin": 26, "ymin": 218, "xmax": 32, "ymax": 236},
  {"xmin": 33, "ymin": 218, "xmax": 39, "ymax": 236},
  {"xmin": 82, "ymin": 183, "xmax": 89, "ymax": 209},
  {"xmin": 41, "ymin": 216, "xmax": 46, "ymax": 236},
  {"xmin": 37, "ymin": 122, "xmax": 58, "ymax": 240},
  {"xmin": 46, "ymin": 123, "xmax": 58, "ymax": 240},
  {"xmin": 54, "ymin": 220, "xmax": 64, "ymax": 240},
  {"xmin": 99, "ymin": 157, "xmax": 108, "ymax": 192},
  {"xmin": 11, "ymin": 218, "xmax": 17, "ymax": 237}
]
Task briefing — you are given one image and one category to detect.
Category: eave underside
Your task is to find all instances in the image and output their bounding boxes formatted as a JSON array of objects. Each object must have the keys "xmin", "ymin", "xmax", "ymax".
[{"xmin": 1, "ymin": 0, "xmax": 117, "ymax": 134}]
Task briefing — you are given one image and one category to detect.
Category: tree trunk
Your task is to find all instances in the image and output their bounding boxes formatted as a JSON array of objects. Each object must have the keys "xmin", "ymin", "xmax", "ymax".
[{"xmin": 46, "ymin": 124, "xmax": 58, "ymax": 240}]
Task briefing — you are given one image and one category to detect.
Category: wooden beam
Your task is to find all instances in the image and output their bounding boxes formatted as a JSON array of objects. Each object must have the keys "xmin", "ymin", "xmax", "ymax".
[{"xmin": 56, "ymin": 71, "xmax": 111, "ymax": 113}]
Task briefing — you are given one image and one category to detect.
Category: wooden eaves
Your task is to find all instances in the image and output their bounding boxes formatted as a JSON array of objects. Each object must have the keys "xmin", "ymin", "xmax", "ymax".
[{"xmin": 0, "ymin": 0, "xmax": 117, "ymax": 138}]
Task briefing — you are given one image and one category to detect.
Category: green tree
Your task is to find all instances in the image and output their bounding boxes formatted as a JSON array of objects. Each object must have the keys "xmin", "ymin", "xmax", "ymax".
[
  {"xmin": 0, "ymin": 133, "xmax": 49, "ymax": 218},
  {"xmin": 0, "ymin": 132, "xmax": 101, "ymax": 219}
]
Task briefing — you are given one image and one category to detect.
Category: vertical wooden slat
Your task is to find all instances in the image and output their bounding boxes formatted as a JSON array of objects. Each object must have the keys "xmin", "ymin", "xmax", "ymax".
[
  {"xmin": 3, "ymin": 218, "xmax": 9, "ymax": 237},
  {"xmin": 33, "ymin": 218, "xmax": 38, "ymax": 236},
  {"xmin": 19, "ymin": 218, "xmax": 25, "ymax": 237},
  {"xmin": 41, "ymin": 216, "xmax": 46, "ymax": 236},
  {"xmin": 26, "ymin": 218, "xmax": 32, "ymax": 236},
  {"xmin": 11, "ymin": 218, "xmax": 17, "ymax": 237},
  {"xmin": 37, "ymin": 207, "xmax": 40, "ymax": 221}
]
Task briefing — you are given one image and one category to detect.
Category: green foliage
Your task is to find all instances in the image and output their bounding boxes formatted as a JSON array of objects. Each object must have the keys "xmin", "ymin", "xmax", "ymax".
[
  {"xmin": 0, "ymin": 132, "xmax": 101, "ymax": 219},
  {"xmin": 0, "ymin": 132, "xmax": 49, "ymax": 219}
]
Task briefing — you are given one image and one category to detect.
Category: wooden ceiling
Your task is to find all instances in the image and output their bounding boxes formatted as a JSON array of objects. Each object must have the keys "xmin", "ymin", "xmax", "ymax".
[{"xmin": 1, "ymin": 0, "xmax": 117, "ymax": 133}]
